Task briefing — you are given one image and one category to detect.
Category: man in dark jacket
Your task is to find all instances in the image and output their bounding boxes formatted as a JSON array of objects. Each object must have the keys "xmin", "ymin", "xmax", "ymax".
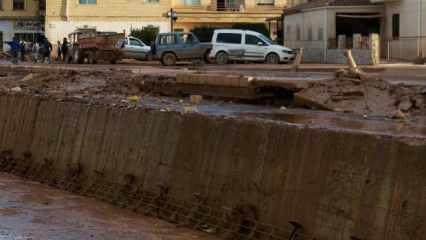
[
  {"xmin": 39, "ymin": 37, "xmax": 52, "ymax": 64},
  {"xmin": 61, "ymin": 38, "xmax": 69, "ymax": 63}
]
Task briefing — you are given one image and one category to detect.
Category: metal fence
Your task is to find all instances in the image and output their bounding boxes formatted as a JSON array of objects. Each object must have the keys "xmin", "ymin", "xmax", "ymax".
[{"xmin": 385, "ymin": 37, "xmax": 426, "ymax": 61}]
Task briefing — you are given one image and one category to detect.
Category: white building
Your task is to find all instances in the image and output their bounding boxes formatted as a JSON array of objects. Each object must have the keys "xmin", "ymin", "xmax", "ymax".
[
  {"xmin": 375, "ymin": 0, "xmax": 426, "ymax": 60},
  {"xmin": 283, "ymin": 0, "xmax": 384, "ymax": 64},
  {"xmin": 283, "ymin": 0, "xmax": 426, "ymax": 62}
]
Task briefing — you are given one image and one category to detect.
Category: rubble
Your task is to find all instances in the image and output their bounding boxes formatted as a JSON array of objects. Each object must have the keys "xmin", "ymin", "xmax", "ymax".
[
  {"xmin": 10, "ymin": 86, "xmax": 22, "ymax": 92},
  {"xmin": 0, "ymin": 65, "xmax": 425, "ymax": 118},
  {"xmin": 294, "ymin": 76, "xmax": 426, "ymax": 116},
  {"xmin": 294, "ymin": 50, "xmax": 426, "ymax": 117},
  {"xmin": 190, "ymin": 95, "xmax": 203, "ymax": 104}
]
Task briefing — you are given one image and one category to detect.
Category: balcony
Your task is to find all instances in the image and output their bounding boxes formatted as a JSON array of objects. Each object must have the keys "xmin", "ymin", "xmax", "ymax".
[
  {"xmin": 174, "ymin": 0, "xmax": 245, "ymax": 10},
  {"xmin": 210, "ymin": 0, "xmax": 245, "ymax": 11},
  {"xmin": 369, "ymin": 0, "xmax": 400, "ymax": 2}
]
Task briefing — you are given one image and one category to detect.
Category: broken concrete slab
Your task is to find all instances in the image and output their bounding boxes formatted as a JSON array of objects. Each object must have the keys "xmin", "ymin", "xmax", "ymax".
[{"xmin": 294, "ymin": 78, "xmax": 426, "ymax": 116}]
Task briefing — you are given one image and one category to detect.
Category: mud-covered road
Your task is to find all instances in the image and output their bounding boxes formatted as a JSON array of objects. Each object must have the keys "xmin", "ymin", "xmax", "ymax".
[{"xmin": 0, "ymin": 172, "xmax": 217, "ymax": 240}]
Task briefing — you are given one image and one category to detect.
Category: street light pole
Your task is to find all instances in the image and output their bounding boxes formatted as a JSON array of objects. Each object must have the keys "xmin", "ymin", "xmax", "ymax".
[
  {"xmin": 168, "ymin": 8, "xmax": 178, "ymax": 32},
  {"xmin": 420, "ymin": 0, "xmax": 424, "ymax": 57},
  {"xmin": 170, "ymin": 8, "xmax": 174, "ymax": 32}
]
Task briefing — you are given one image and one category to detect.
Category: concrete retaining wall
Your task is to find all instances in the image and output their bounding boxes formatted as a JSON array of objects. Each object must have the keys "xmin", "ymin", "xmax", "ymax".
[
  {"xmin": 301, "ymin": 48, "xmax": 374, "ymax": 64},
  {"xmin": 1, "ymin": 94, "xmax": 426, "ymax": 240}
]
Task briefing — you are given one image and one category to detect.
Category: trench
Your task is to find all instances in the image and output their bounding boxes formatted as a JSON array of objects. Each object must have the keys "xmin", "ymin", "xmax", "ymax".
[{"xmin": 0, "ymin": 93, "xmax": 425, "ymax": 240}]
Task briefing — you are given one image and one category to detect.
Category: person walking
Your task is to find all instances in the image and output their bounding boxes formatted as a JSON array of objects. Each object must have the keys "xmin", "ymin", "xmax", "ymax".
[
  {"xmin": 4, "ymin": 37, "xmax": 20, "ymax": 64},
  {"xmin": 31, "ymin": 42, "xmax": 40, "ymax": 63},
  {"xmin": 40, "ymin": 37, "xmax": 52, "ymax": 64},
  {"xmin": 61, "ymin": 38, "xmax": 69, "ymax": 63},
  {"xmin": 20, "ymin": 41, "xmax": 26, "ymax": 62},
  {"xmin": 56, "ymin": 41, "xmax": 62, "ymax": 63}
]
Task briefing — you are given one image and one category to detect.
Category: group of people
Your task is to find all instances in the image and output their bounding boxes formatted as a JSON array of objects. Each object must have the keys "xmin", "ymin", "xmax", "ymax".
[{"xmin": 4, "ymin": 36, "xmax": 69, "ymax": 64}]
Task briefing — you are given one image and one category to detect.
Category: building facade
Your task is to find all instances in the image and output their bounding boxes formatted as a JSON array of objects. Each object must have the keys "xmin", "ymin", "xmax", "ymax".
[
  {"xmin": 45, "ymin": 0, "xmax": 171, "ymax": 43},
  {"xmin": 284, "ymin": 0, "xmax": 426, "ymax": 61},
  {"xmin": 374, "ymin": 0, "xmax": 426, "ymax": 60},
  {"xmin": 45, "ymin": 0, "xmax": 287, "ymax": 43},
  {"xmin": 283, "ymin": 0, "xmax": 383, "ymax": 64},
  {"xmin": 0, "ymin": 0, "xmax": 43, "ymax": 50},
  {"xmin": 172, "ymin": 0, "xmax": 286, "ymax": 33}
]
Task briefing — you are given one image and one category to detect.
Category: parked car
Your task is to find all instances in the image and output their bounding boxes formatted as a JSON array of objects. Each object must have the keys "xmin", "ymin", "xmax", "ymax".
[
  {"xmin": 117, "ymin": 36, "xmax": 151, "ymax": 61},
  {"xmin": 151, "ymin": 32, "xmax": 212, "ymax": 66},
  {"xmin": 209, "ymin": 29, "xmax": 295, "ymax": 64}
]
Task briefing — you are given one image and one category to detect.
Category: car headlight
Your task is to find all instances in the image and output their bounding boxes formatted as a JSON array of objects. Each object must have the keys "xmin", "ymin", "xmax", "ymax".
[{"xmin": 282, "ymin": 49, "xmax": 294, "ymax": 54}]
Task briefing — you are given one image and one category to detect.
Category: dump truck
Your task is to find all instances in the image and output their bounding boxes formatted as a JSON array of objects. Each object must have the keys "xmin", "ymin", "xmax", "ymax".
[{"xmin": 67, "ymin": 28, "xmax": 124, "ymax": 64}]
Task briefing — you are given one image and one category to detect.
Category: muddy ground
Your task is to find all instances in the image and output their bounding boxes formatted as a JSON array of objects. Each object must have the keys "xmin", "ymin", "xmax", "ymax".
[
  {"xmin": 0, "ymin": 63, "xmax": 426, "ymax": 240},
  {"xmin": 0, "ymin": 172, "xmax": 218, "ymax": 240},
  {"xmin": 0, "ymin": 64, "xmax": 425, "ymax": 119}
]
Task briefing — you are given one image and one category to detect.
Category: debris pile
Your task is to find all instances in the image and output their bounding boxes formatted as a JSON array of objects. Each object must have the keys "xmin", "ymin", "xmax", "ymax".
[{"xmin": 294, "ymin": 50, "xmax": 426, "ymax": 117}]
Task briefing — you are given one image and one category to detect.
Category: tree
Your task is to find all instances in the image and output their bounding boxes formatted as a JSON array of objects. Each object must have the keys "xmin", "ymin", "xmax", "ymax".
[
  {"xmin": 130, "ymin": 25, "xmax": 159, "ymax": 45},
  {"xmin": 191, "ymin": 26, "xmax": 217, "ymax": 42}
]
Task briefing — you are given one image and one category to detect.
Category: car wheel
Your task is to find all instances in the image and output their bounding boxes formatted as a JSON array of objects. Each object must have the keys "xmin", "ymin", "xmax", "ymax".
[
  {"xmin": 161, "ymin": 52, "xmax": 176, "ymax": 66},
  {"xmin": 265, "ymin": 53, "xmax": 280, "ymax": 64},
  {"xmin": 72, "ymin": 49, "xmax": 82, "ymax": 64},
  {"xmin": 204, "ymin": 49, "xmax": 213, "ymax": 64},
  {"xmin": 215, "ymin": 52, "xmax": 229, "ymax": 65}
]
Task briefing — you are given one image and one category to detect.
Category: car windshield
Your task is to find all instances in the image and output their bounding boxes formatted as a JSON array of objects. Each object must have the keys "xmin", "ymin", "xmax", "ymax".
[{"xmin": 257, "ymin": 34, "xmax": 273, "ymax": 45}]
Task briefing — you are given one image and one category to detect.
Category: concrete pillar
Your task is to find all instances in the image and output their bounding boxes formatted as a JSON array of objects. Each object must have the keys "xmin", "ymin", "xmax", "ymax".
[
  {"xmin": 337, "ymin": 34, "xmax": 346, "ymax": 49},
  {"xmin": 370, "ymin": 33, "xmax": 380, "ymax": 65},
  {"xmin": 353, "ymin": 33, "xmax": 362, "ymax": 49}
]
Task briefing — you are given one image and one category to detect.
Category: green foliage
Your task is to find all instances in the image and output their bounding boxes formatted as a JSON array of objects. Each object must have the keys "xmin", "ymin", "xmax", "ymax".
[
  {"xmin": 130, "ymin": 25, "xmax": 159, "ymax": 45},
  {"xmin": 191, "ymin": 26, "xmax": 218, "ymax": 42}
]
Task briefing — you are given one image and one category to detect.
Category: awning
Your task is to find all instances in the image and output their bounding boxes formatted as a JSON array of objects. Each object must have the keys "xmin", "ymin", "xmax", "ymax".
[{"xmin": 336, "ymin": 14, "xmax": 383, "ymax": 19}]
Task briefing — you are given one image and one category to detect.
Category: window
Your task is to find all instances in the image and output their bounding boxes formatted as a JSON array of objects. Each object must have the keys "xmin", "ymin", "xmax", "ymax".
[
  {"xmin": 216, "ymin": 33, "xmax": 242, "ymax": 44},
  {"xmin": 286, "ymin": 25, "xmax": 291, "ymax": 37},
  {"xmin": 13, "ymin": 0, "xmax": 25, "ymax": 10},
  {"xmin": 14, "ymin": 33, "xmax": 41, "ymax": 42},
  {"xmin": 296, "ymin": 24, "xmax": 301, "ymax": 41},
  {"xmin": 307, "ymin": 26, "xmax": 312, "ymax": 41},
  {"xmin": 144, "ymin": 0, "xmax": 159, "ymax": 4},
  {"xmin": 245, "ymin": 34, "xmax": 266, "ymax": 46},
  {"xmin": 159, "ymin": 35, "xmax": 176, "ymax": 45},
  {"xmin": 130, "ymin": 39, "xmax": 143, "ymax": 46},
  {"xmin": 183, "ymin": 0, "xmax": 201, "ymax": 5},
  {"xmin": 392, "ymin": 14, "xmax": 400, "ymax": 40},
  {"xmin": 0, "ymin": 0, "xmax": 3, "ymax": 10},
  {"xmin": 318, "ymin": 27, "xmax": 323, "ymax": 41},
  {"xmin": 256, "ymin": 0, "xmax": 274, "ymax": 5},
  {"xmin": 79, "ymin": 0, "xmax": 97, "ymax": 4},
  {"xmin": 180, "ymin": 33, "xmax": 198, "ymax": 44}
]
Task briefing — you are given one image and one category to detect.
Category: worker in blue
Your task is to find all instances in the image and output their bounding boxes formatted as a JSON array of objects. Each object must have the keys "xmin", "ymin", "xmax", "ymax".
[{"xmin": 4, "ymin": 37, "xmax": 20, "ymax": 64}]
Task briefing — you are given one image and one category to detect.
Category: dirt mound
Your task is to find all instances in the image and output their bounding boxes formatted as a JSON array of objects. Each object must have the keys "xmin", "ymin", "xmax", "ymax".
[{"xmin": 295, "ymin": 78, "xmax": 426, "ymax": 117}]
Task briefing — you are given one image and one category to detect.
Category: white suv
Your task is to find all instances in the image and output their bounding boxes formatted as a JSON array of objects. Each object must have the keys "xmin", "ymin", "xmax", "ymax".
[{"xmin": 209, "ymin": 29, "xmax": 295, "ymax": 64}]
